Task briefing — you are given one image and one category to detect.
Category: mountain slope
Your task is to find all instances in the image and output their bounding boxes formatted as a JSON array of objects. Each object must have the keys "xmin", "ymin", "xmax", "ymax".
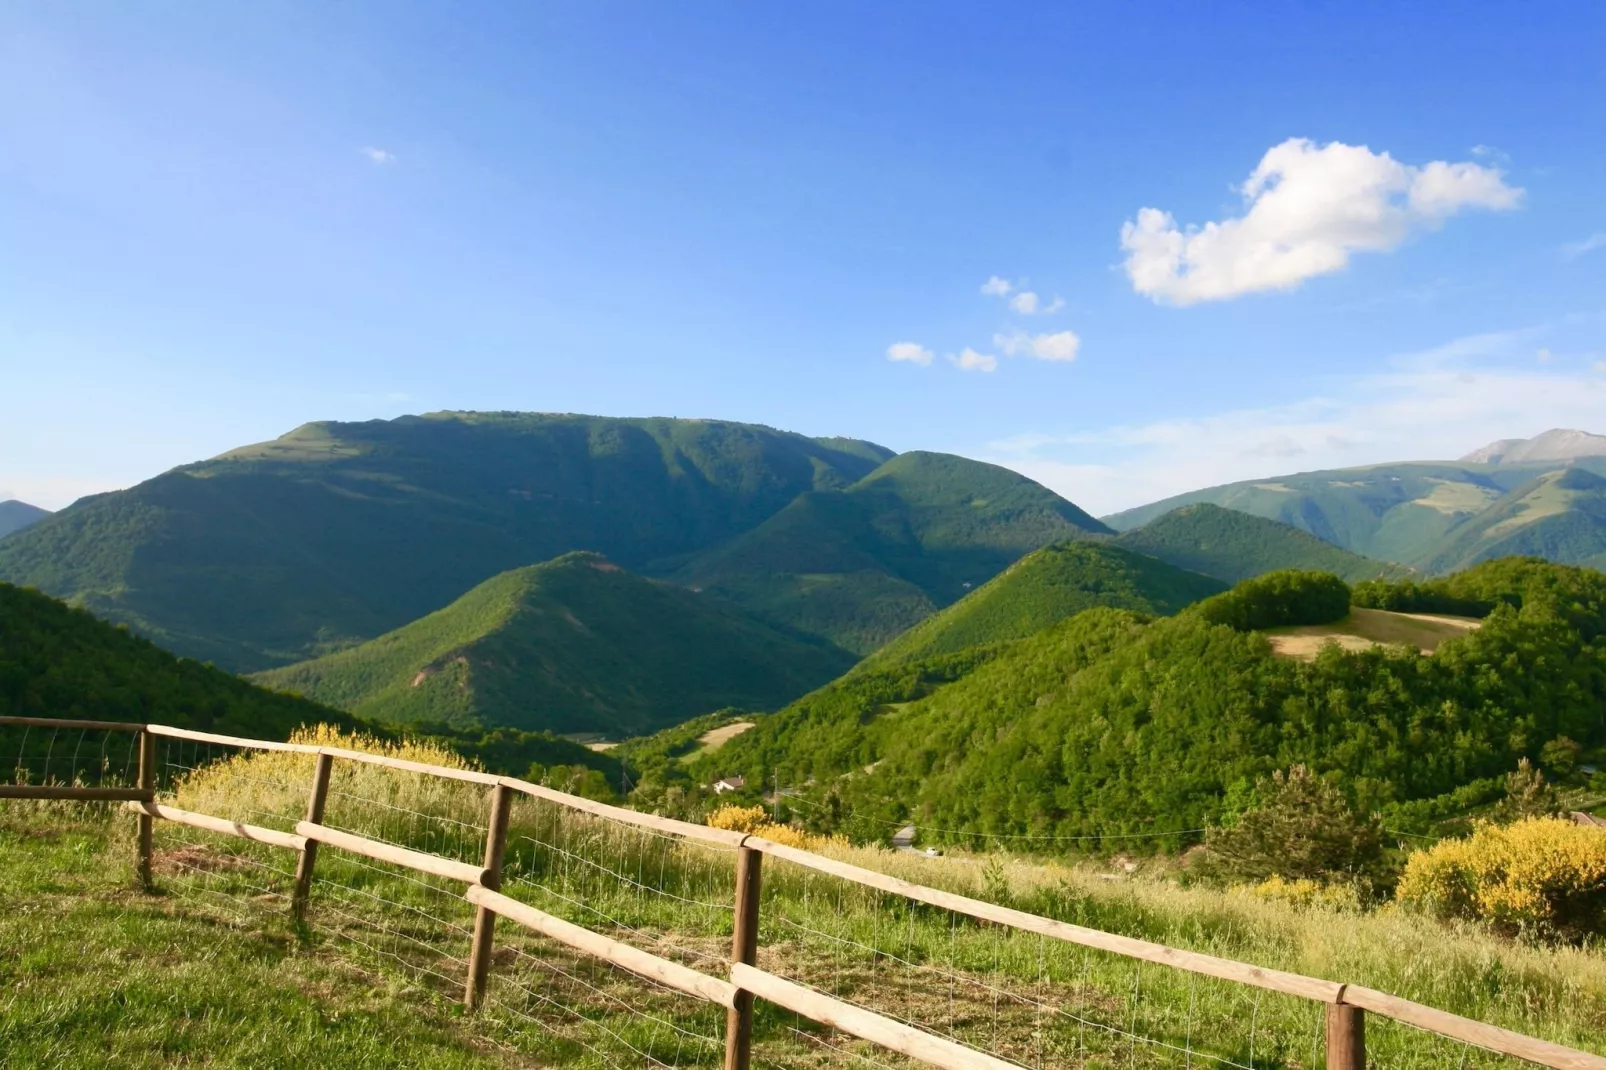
[
  {"xmin": 1421, "ymin": 468, "xmax": 1606, "ymax": 572},
  {"xmin": 675, "ymin": 452, "xmax": 1112, "ymax": 653},
  {"xmin": 0, "ymin": 581, "xmax": 349, "ymax": 737},
  {"xmin": 0, "ymin": 500, "xmax": 50, "ymax": 540},
  {"xmin": 1114, "ymin": 503, "xmax": 1409, "ymax": 583},
  {"xmin": 1102, "ymin": 458, "xmax": 1606, "ymax": 568},
  {"xmin": 253, "ymin": 552, "xmax": 857, "ymax": 737},
  {"xmin": 0, "ymin": 413, "xmax": 892, "ymax": 670},
  {"xmin": 864, "ymin": 540, "xmax": 1225, "ymax": 666}
]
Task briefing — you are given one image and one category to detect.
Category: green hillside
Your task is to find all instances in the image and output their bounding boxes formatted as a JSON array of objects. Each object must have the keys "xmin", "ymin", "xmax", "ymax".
[
  {"xmin": 0, "ymin": 580, "xmax": 350, "ymax": 737},
  {"xmin": 253, "ymin": 552, "xmax": 856, "ymax": 737},
  {"xmin": 1421, "ymin": 468, "xmax": 1606, "ymax": 573},
  {"xmin": 676, "ymin": 452, "xmax": 1111, "ymax": 653},
  {"xmin": 1114, "ymin": 503, "xmax": 1410, "ymax": 583},
  {"xmin": 694, "ymin": 559, "xmax": 1606, "ymax": 845},
  {"xmin": 0, "ymin": 413, "xmax": 893, "ymax": 670},
  {"xmin": 1102, "ymin": 459, "xmax": 1606, "ymax": 565},
  {"xmin": 0, "ymin": 500, "xmax": 50, "ymax": 540},
  {"xmin": 0, "ymin": 580, "xmax": 621, "ymax": 786},
  {"xmin": 865, "ymin": 540, "xmax": 1225, "ymax": 666}
]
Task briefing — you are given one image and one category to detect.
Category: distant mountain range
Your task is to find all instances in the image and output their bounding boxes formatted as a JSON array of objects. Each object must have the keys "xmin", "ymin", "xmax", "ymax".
[
  {"xmin": 253, "ymin": 552, "xmax": 854, "ymax": 737},
  {"xmin": 1111, "ymin": 503, "xmax": 1409, "ymax": 583},
  {"xmin": 9, "ymin": 412, "xmax": 1606, "ymax": 741},
  {"xmin": 0, "ymin": 500, "xmax": 50, "ymax": 540},
  {"xmin": 1104, "ymin": 428, "xmax": 1606, "ymax": 572},
  {"xmin": 1460, "ymin": 428, "xmax": 1606, "ymax": 465}
]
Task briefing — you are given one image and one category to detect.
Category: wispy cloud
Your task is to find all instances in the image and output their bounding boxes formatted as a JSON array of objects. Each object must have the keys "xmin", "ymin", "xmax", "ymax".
[
  {"xmin": 1564, "ymin": 233, "xmax": 1606, "ymax": 259},
  {"xmin": 1121, "ymin": 138, "xmax": 1523, "ymax": 305},
  {"xmin": 361, "ymin": 146, "xmax": 397, "ymax": 165},
  {"xmin": 886, "ymin": 341, "xmax": 934, "ymax": 367},
  {"xmin": 950, "ymin": 348, "xmax": 998, "ymax": 373},
  {"xmin": 979, "ymin": 276, "xmax": 1013, "ymax": 297},
  {"xmin": 993, "ymin": 329, "xmax": 1080, "ymax": 362},
  {"xmin": 1008, "ymin": 291, "xmax": 1065, "ymax": 315},
  {"xmin": 985, "ymin": 325, "xmax": 1606, "ymax": 515}
]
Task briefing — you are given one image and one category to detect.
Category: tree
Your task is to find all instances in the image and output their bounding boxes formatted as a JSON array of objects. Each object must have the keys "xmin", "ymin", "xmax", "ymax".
[
  {"xmin": 1205, "ymin": 766, "xmax": 1383, "ymax": 883},
  {"xmin": 1495, "ymin": 758, "xmax": 1561, "ymax": 822}
]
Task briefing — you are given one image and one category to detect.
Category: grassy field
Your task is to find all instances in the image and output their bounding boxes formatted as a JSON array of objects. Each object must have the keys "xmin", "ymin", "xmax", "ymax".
[
  {"xmin": 1264, "ymin": 606, "xmax": 1482, "ymax": 659},
  {"xmin": 6, "ymin": 735, "xmax": 1606, "ymax": 1068},
  {"xmin": 0, "ymin": 804, "xmax": 512, "ymax": 1069}
]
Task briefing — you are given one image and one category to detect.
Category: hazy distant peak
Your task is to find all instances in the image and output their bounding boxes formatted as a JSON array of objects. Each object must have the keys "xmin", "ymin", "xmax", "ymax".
[
  {"xmin": 1460, "ymin": 429, "xmax": 1606, "ymax": 465},
  {"xmin": 0, "ymin": 500, "xmax": 51, "ymax": 540}
]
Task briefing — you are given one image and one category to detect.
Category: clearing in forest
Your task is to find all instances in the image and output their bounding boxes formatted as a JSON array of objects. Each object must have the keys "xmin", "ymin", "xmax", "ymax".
[
  {"xmin": 678, "ymin": 720, "xmax": 755, "ymax": 762},
  {"xmin": 1266, "ymin": 606, "xmax": 1481, "ymax": 659}
]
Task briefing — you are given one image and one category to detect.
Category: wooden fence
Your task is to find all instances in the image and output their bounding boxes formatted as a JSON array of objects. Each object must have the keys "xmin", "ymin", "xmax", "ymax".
[{"xmin": 4, "ymin": 715, "xmax": 1604, "ymax": 1070}]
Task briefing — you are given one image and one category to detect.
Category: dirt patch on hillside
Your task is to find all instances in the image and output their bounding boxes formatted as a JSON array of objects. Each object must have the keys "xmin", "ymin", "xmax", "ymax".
[
  {"xmin": 1267, "ymin": 607, "xmax": 1481, "ymax": 660},
  {"xmin": 676, "ymin": 721, "xmax": 756, "ymax": 763}
]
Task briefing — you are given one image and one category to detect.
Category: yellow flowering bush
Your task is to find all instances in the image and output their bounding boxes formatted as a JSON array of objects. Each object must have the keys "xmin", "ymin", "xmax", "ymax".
[
  {"xmin": 1395, "ymin": 817, "xmax": 1606, "ymax": 940},
  {"xmin": 705, "ymin": 803, "xmax": 819, "ymax": 849},
  {"xmin": 1235, "ymin": 874, "xmax": 1364, "ymax": 912}
]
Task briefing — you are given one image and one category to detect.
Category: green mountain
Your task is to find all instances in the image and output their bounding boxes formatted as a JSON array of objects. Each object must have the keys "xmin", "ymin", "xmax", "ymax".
[
  {"xmin": 1103, "ymin": 456, "xmax": 1606, "ymax": 570},
  {"xmin": 253, "ymin": 552, "xmax": 856, "ymax": 737},
  {"xmin": 1419, "ymin": 468, "xmax": 1606, "ymax": 573},
  {"xmin": 0, "ymin": 413, "xmax": 893, "ymax": 670},
  {"xmin": 864, "ymin": 540, "xmax": 1225, "ymax": 666},
  {"xmin": 690, "ymin": 559, "xmax": 1606, "ymax": 846},
  {"xmin": 1114, "ymin": 503, "xmax": 1410, "ymax": 584},
  {"xmin": 675, "ymin": 452, "xmax": 1112, "ymax": 653},
  {"xmin": 0, "ymin": 500, "xmax": 50, "ymax": 540}
]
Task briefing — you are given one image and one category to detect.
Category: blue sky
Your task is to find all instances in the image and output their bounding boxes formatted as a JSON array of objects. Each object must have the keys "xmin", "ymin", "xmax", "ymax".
[{"xmin": 3, "ymin": 2, "xmax": 1603, "ymax": 514}]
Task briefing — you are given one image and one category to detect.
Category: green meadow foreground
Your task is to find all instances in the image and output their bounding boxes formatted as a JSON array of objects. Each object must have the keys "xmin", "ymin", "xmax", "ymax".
[{"xmin": 5, "ymin": 794, "xmax": 1605, "ymax": 1068}]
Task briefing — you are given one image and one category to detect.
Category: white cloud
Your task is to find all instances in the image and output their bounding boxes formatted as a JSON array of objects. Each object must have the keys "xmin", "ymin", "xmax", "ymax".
[
  {"xmin": 361, "ymin": 146, "xmax": 396, "ymax": 165},
  {"xmin": 979, "ymin": 276, "xmax": 1013, "ymax": 297},
  {"xmin": 886, "ymin": 341, "xmax": 934, "ymax": 367},
  {"xmin": 982, "ymin": 328, "xmax": 1606, "ymax": 515},
  {"xmin": 950, "ymin": 348, "xmax": 998, "ymax": 373},
  {"xmin": 993, "ymin": 329, "xmax": 1081, "ymax": 363},
  {"xmin": 1564, "ymin": 233, "xmax": 1606, "ymax": 259},
  {"xmin": 1120, "ymin": 138, "xmax": 1523, "ymax": 305},
  {"xmin": 1536, "ymin": 348, "xmax": 1554, "ymax": 365},
  {"xmin": 1008, "ymin": 291, "xmax": 1065, "ymax": 315}
]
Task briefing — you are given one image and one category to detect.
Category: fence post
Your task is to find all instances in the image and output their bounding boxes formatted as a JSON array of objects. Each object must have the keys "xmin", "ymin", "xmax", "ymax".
[
  {"xmin": 291, "ymin": 752, "xmax": 334, "ymax": 922},
  {"xmin": 724, "ymin": 842, "xmax": 763, "ymax": 1070},
  {"xmin": 465, "ymin": 783, "xmax": 513, "ymax": 1010},
  {"xmin": 1326, "ymin": 1001, "xmax": 1364, "ymax": 1069},
  {"xmin": 136, "ymin": 729, "xmax": 155, "ymax": 890}
]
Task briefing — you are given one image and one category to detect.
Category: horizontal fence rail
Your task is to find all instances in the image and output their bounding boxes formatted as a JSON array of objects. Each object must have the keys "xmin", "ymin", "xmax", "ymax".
[{"xmin": 4, "ymin": 715, "xmax": 1604, "ymax": 1070}]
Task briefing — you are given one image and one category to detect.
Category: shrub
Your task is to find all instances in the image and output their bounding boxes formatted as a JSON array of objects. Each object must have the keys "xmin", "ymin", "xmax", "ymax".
[
  {"xmin": 705, "ymin": 803, "xmax": 818, "ymax": 849},
  {"xmin": 1396, "ymin": 817, "xmax": 1606, "ymax": 940},
  {"xmin": 1192, "ymin": 571, "xmax": 1351, "ymax": 632},
  {"xmin": 1235, "ymin": 874, "xmax": 1364, "ymax": 912},
  {"xmin": 1205, "ymin": 765, "xmax": 1384, "ymax": 884}
]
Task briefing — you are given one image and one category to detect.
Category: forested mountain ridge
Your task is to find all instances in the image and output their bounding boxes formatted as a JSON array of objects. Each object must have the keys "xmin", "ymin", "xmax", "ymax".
[
  {"xmin": 674, "ymin": 451, "xmax": 1112, "ymax": 653},
  {"xmin": 253, "ymin": 552, "xmax": 856, "ymax": 737},
  {"xmin": 0, "ymin": 413, "xmax": 895, "ymax": 670},
  {"xmin": 862, "ymin": 540, "xmax": 1225, "ymax": 667},
  {"xmin": 686, "ymin": 559, "xmax": 1606, "ymax": 846},
  {"xmin": 1113, "ymin": 503, "xmax": 1410, "ymax": 583},
  {"xmin": 0, "ymin": 580, "xmax": 622, "ymax": 784}
]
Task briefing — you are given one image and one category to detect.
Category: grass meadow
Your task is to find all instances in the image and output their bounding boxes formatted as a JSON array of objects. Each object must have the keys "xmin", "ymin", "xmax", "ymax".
[{"xmin": 4, "ymin": 730, "xmax": 1605, "ymax": 1068}]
